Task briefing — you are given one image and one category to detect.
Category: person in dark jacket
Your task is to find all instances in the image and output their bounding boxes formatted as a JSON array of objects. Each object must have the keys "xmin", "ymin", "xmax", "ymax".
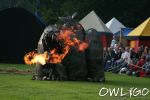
[{"xmin": 105, "ymin": 47, "xmax": 116, "ymax": 71}]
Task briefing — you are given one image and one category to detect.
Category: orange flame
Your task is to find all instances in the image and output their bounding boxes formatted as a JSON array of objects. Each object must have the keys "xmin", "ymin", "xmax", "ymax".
[
  {"xmin": 77, "ymin": 42, "xmax": 89, "ymax": 52},
  {"xmin": 24, "ymin": 51, "xmax": 49, "ymax": 65},
  {"xmin": 49, "ymin": 45, "xmax": 70, "ymax": 64},
  {"xmin": 24, "ymin": 29, "xmax": 88, "ymax": 65}
]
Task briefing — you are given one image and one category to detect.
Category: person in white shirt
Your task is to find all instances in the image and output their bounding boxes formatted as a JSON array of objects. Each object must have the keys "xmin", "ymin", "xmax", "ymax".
[
  {"xmin": 121, "ymin": 47, "xmax": 130, "ymax": 64},
  {"xmin": 111, "ymin": 47, "xmax": 130, "ymax": 73},
  {"xmin": 110, "ymin": 36, "xmax": 117, "ymax": 48}
]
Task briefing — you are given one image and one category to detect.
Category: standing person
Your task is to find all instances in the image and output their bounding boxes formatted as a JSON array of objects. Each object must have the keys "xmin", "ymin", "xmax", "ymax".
[{"xmin": 110, "ymin": 35, "xmax": 117, "ymax": 48}]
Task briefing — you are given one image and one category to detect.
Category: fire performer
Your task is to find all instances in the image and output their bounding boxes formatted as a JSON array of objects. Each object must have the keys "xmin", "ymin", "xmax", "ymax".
[{"xmin": 24, "ymin": 12, "xmax": 105, "ymax": 82}]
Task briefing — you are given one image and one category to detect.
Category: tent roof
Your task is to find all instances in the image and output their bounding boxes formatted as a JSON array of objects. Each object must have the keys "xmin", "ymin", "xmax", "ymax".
[
  {"xmin": 106, "ymin": 17, "xmax": 126, "ymax": 34},
  {"xmin": 115, "ymin": 28, "xmax": 133, "ymax": 36},
  {"xmin": 0, "ymin": 7, "xmax": 45, "ymax": 63},
  {"xmin": 128, "ymin": 17, "xmax": 150, "ymax": 36},
  {"xmin": 79, "ymin": 10, "xmax": 111, "ymax": 33}
]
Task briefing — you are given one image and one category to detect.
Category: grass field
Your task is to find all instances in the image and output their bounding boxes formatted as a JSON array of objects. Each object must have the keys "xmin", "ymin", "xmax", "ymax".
[{"xmin": 0, "ymin": 64, "xmax": 150, "ymax": 100}]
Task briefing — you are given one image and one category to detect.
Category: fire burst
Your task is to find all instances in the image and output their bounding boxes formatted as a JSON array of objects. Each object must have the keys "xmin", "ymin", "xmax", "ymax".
[
  {"xmin": 24, "ymin": 51, "xmax": 49, "ymax": 65},
  {"xmin": 24, "ymin": 29, "xmax": 88, "ymax": 65}
]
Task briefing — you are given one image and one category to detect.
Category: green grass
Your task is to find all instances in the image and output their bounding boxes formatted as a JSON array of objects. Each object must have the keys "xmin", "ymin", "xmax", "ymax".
[
  {"xmin": 0, "ymin": 63, "xmax": 34, "ymax": 70},
  {"xmin": 0, "ymin": 64, "xmax": 150, "ymax": 100}
]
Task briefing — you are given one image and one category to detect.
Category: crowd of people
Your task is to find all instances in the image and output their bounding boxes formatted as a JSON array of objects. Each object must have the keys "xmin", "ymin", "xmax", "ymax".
[{"xmin": 103, "ymin": 44, "xmax": 150, "ymax": 77}]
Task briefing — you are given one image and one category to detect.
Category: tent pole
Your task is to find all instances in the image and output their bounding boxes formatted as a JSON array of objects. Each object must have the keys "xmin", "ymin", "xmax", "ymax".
[{"xmin": 119, "ymin": 27, "xmax": 122, "ymax": 45}]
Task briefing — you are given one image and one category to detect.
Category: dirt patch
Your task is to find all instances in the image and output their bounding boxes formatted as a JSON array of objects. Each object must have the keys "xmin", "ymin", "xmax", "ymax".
[{"xmin": 0, "ymin": 67, "xmax": 32, "ymax": 74}]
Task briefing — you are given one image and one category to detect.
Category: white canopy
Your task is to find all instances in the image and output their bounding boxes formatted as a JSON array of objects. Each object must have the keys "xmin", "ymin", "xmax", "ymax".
[
  {"xmin": 79, "ymin": 10, "xmax": 111, "ymax": 33},
  {"xmin": 106, "ymin": 17, "xmax": 126, "ymax": 34}
]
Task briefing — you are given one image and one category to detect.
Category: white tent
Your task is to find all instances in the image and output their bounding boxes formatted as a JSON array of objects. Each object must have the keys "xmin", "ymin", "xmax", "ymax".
[
  {"xmin": 106, "ymin": 17, "xmax": 126, "ymax": 34},
  {"xmin": 79, "ymin": 10, "xmax": 111, "ymax": 32},
  {"xmin": 79, "ymin": 10, "xmax": 113, "ymax": 48}
]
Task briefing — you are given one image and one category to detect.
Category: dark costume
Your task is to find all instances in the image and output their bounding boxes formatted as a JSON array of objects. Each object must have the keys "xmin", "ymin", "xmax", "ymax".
[{"xmin": 33, "ymin": 13, "xmax": 105, "ymax": 82}]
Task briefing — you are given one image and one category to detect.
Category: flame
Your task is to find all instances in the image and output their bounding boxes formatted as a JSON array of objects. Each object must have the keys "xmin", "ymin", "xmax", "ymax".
[
  {"xmin": 49, "ymin": 45, "xmax": 70, "ymax": 64},
  {"xmin": 57, "ymin": 30, "xmax": 88, "ymax": 51},
  {"xmin": 77, "ymin": 42, "xmax": 89, "ymax": 52},
  {"xmin": 24, "ymin": 28, "xmax": 88, "ymax": 65},
  {"xmin": 24, "ymin": 51, "xmax": 49, "ymax": 65}
]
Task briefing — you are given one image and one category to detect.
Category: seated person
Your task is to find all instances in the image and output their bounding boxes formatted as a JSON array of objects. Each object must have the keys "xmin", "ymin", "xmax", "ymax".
[
  {"xmin": 112, "ymin": 47, "xmax": 130, "ymax": 73},
  {"xmin": 104, "ymin": 47, "xmax": 116, "ymax": 71},
  {"xmin": 143, "ymin": 58, "xmax": 150, "ymax": 77},
  {"xmin": 130, "ymin": 56, "xmax": 146, "ymax": 77}
]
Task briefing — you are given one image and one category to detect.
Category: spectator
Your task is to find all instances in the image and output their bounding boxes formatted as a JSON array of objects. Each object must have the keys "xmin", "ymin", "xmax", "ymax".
[
  {"xmin": 111, "ymin": 47, "xmax": 130, "ymax": 73},
  {"xmin": 103, "ymin": 47, "xmax": 108, "ymax": 66},
  {"xmin": 130, "ymin": 48, "xmax": 138, "ymax": 65},
  {"xmin": 104, "ymin": 47, "xmax": 116, "ymax": 71},
  {"xmin": 136, "ymin": 56, "xmax": 146, "ymax": 70},
  {"xmin": 113, "ymin": 44, "xmax": 119, "ymax": 54},
  {"xmin": 130, "ymin": 56, "xmax": 146, "ymax": 77},
  {"xmin": 115, "ymin": 48, "xmax": 122, "ymax": 60},
  {"xmin": 130, "ymin": 48, "xmax": 137, "ymax": 59},
  {"xmin": 110, "ymin": 35, "xmax": 117, "ymax": 48},
  {"xmin": 104, "ymin": 43, "xmax": 150, "ymax": 78},
  {"xmin": 121, "ymin": 47, "xmax": 131, "ymax": 64},
  {"xmin": 143, "ymin": 58, "xmax": 150, "ymax": 77},
  {"xmin": 137, "ymin": 45, "xmax": 144, "ymax": 59}
]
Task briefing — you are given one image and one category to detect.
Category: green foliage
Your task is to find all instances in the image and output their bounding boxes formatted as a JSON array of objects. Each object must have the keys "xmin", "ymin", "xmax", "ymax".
[
  {"xmin": 0, "ymin": 0, "xmax": 149, "ymax": 27},
  {"xmin": 0, "ymin": 0, "xmax": 34, "ymax": 12}
]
